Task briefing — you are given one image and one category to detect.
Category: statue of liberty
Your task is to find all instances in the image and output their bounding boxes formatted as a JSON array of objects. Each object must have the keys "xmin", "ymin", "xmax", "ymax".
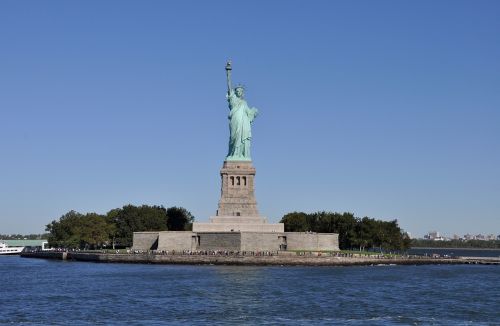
[{"xmin": 225, "ymin": 61, "xmax": 258, "ymax": 161}]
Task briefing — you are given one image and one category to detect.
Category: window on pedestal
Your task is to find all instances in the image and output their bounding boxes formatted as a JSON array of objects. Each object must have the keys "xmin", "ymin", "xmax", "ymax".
[
  {"xmin": 230, "ymin": 176, "xmax": 234, "ymax": 186},
  {"xmin": 236, "ymin": 176, "xmax": 240, "ymax": 186},
  {"xmin": 243, "ymin": 176, "xmax": 247, "ymax": 186}
]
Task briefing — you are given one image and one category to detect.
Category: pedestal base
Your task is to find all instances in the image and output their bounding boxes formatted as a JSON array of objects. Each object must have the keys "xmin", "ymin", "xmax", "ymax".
[{"xmin": 192, "ymin": 216, "xmax": 284, "ymax": 233}]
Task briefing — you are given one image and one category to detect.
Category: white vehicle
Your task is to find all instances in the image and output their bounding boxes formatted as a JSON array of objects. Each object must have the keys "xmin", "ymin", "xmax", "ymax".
[{"xmin": 0, "ymin": 241, "xmax": 25, "ymax": 255}]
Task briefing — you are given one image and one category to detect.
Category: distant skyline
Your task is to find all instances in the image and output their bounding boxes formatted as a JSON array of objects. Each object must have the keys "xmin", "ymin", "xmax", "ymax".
[{"xmin": 1, "ymin": 1, "xmax": 499, "ymax": 237}]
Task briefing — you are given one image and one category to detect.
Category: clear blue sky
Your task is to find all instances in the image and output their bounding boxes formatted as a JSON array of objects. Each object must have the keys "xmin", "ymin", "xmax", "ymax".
[{"xmin": 1, "ymin": 1, "xmax": 499, "ymax": 237}]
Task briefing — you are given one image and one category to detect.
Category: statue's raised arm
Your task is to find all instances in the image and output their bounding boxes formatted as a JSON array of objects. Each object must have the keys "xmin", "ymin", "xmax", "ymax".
[{"xmin": 225, "ymin": 60, "xmax": 232, "ymax": 96}]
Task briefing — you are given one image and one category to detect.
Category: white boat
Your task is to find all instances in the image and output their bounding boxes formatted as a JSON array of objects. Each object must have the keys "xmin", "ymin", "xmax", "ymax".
[{"xmin": 0, "ymin": 241, "xmax": 25, "ymax": 255}]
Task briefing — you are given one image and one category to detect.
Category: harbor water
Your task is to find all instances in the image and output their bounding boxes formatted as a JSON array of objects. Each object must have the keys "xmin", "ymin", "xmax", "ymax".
[{"xmin": 1, "ymin": 256, "xmax": 499, "ymax": 325}]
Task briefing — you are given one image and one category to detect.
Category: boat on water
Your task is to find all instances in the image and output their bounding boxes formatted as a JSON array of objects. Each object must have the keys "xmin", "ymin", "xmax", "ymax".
[{"xmin": 0, "ymin": 241, "xmax": 25, "ymax": 255}]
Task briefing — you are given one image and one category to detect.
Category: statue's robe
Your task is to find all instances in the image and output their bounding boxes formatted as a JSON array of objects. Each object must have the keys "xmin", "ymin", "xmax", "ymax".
[{"xmin": 226, "ymin": 91, "xmax": 258, "ymax": 160}]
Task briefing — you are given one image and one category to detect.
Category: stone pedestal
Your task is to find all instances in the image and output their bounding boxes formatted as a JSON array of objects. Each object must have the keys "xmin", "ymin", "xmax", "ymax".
[
  {"xmin": 192, "ymin": 219, "xmax": 284, "ymax": 232},
  {"xmin": 192, "ymin": 160, "xmax": 284, "ymax": 233},
  {"xmin": 217, "ymin": 160, "xmax": 259, "ymax": 217}
]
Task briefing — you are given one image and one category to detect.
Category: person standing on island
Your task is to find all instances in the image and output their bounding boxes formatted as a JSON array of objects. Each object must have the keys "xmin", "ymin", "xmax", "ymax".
[{"xmin": 225, "ymin": 61, "xmax": 258, "ymax": 161}]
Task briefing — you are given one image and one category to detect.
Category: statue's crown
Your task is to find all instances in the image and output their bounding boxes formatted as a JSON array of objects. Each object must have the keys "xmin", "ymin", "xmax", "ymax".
[{"xmin": 235, "ymin": 84, "xmax": 245, "ymax": 90}]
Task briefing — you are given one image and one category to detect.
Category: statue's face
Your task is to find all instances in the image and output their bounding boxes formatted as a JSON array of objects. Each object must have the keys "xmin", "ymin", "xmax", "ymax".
[{"xmin": 235, "ymin": 88, "xmax": 244, "ymax": 98}]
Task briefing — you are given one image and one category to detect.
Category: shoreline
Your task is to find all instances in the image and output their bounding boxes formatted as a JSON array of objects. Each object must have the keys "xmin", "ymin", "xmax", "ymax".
[{"xmin": 20, "ymin": 252, "xmax": 500, "ymax": 266}]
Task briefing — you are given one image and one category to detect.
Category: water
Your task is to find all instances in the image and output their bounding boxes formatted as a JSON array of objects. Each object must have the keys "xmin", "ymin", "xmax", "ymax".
[
  {"xmin": 408, "ymin": 248, "xmax": 500, "ymax": 258},
  {"xmin": 1, "ymin": 256, "xmax": 499, "ymax": 325}
]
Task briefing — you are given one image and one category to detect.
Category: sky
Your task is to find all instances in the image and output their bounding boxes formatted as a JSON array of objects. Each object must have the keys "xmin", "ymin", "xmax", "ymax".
[{"xmin": 0, "ymin": 1, "xmax": 499, "ymax": 237}]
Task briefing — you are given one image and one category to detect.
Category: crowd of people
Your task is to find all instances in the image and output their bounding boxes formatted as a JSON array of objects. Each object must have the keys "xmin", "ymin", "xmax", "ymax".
[
  {"xmin": 129, "ymin": 249, "xmax": 279, "ymax": 256},
  {"xmin": 124, "ymin": 249, "xmax": 425, "ymax": 259},
  {"xmin": 28, "ymin": 247, "xmax": 452, "ymax": 260}
]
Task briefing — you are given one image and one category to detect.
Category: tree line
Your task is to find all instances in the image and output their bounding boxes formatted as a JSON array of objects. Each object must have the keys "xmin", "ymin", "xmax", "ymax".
[
  {"xmin": 411, "ymin": 239, "xmax": 500, "ymax": 249},
  {"xmin": 46, "ymin": 206, "xmax": 411, "ymax": 251},
  {"xmin": 280, "ymin": 211, "xmax": 411, "ymax": 251},
  {"xmin": 45, "ymin": 205, "xmax": 194, "ymax": 249}
]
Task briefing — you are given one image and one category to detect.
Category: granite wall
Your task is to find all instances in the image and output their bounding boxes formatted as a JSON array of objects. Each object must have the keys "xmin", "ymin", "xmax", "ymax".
[
  {"xmin": 240, "ymin": 232, "xmax": 283, "ymax": 252},
  {"xmin": 198, "ymin": 232, "xmax": 241, "ymax": 251},
  {"xmin": 285, "ymin": 232, "xmax": 339, "ymax": 251},
  {"xmin": 193, "ymin": 222, "xmax": 284, "ymax": 233},
  {"xmin": 158, "ymin": 231, "xmax": 195, "ymax": 251},
  {"xmin": 133, "ymin": 231, "xmax": 339, "ymax": 252},
  {"xmin": 132, "ymin": 232, "xmax": 159, "ymax": 250}
]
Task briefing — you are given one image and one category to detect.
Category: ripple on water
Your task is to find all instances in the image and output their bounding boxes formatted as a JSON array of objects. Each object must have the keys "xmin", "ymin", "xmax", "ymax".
[{"xmin": 1, "ymin": 257, "xmax": 499, "ymax": 325}]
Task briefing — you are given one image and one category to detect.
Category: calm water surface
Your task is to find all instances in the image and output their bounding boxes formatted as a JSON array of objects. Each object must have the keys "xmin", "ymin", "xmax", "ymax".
[{"xmin": 1, "ymin": 256, "xmax": 499, "ymax": 325}]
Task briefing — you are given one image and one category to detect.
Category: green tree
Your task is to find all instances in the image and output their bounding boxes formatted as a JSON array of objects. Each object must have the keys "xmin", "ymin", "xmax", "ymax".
[
  {"xmin": 355, "ymin": 217, "xmax": 377, "ymax": 251},
  {"xmin": 401, "ymin": 232, "xmax": 412, "ymax": 251},
  {"xmin": 79, "ymin": 213, "xmax": 115, "ymax": 249},
  {"xmin": 411, "ymin": 239, "xmax": 500, "ymax": 249},
  {"xmin": 46, "ymin": 210, "xmax": 84, "ymax": 248},
  {"xmin": 107, "ymin": 205, "xmax": 168, "ymax": 248},
  {"xmin": 45, "ymin": 211, "xmax": 113, "ymax": 249},
  {"xmin": 280, "ymin": 211, "xmax": 411, "ymax": 251},
  {"xmin": 280, "ymin": 212, "xmax": 309, "ymax": 232},
  {"xmin": 166, "ymin": 207, "xmax": 195, "ymax": 231}
]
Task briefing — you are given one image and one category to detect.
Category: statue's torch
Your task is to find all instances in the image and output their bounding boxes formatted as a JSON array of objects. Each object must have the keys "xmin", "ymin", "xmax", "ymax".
[{"xmin": 225, "ymin": 60, "xmax": 232, "ymax": 95}]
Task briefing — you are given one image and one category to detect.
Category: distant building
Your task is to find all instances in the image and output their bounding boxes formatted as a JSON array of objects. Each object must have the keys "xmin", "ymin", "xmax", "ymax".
[
  {"xmin": 463, "ymin": 234, "xmax": 474, "ymax": 240},
  {"xmin": 486, "ymin": 234, "xmax": 496, "ymax": 241},
  {"xmin": 475, "ymin": 234, "xmax": 486, "ymax": 240},
  {"xmin": 424, "ymin": 231, "xmax": 445, "ymax": 241},
  {"xmin": 420, "ymin": 233, "xmax": 498, "ymax": 241}
]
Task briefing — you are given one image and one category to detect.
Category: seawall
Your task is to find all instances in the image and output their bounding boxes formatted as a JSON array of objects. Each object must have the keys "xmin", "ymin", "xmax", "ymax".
[
  {"xmin": 21, "ymin": 251, "xmax": 68, "ymax": 260},
  {"xmin": 20, "ymin": 252, "xmax": 500, "ymax": 266}
]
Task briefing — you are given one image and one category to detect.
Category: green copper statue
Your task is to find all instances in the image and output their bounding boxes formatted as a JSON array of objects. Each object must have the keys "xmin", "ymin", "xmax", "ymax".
[{"xmin": 225, "ymin": 61, "xmax": 259, "ymax": 161}]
